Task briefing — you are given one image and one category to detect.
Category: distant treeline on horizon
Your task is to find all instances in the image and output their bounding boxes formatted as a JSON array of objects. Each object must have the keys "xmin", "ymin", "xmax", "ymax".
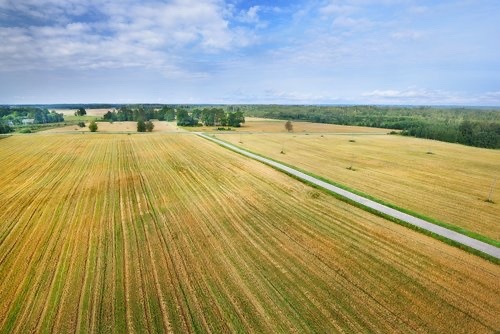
[{"xmin": 1, "ymin": 104, "xmax": 499, "ymax": 148}]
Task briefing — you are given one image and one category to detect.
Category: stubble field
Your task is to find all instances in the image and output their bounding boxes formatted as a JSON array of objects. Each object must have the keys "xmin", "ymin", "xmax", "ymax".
[
  {"xmin": 0, "ymin": 133, "xmax": 498, "ymax": 333},
  {"xmin": 43, "ymin": 121, "xmax": 182, "ymax": 133},
  {"xmin": 181, "ymin": 117, "xmax": 391, "ymax": 133},
  {"xmin": 217, "ymin": 132, "xmax": 500, "ymax": 241}
]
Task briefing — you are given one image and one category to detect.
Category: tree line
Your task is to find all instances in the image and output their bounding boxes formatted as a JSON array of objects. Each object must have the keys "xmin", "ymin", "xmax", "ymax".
[
  {"xmin": 102, "ymin": 106, "xmax": 176, "ymax": 122},
  {"xmin": 177, "ymin": 108, "xmax": 245, "ymax": 127},
  {"xmin": 0, "ymin": 106, "xmax": 65, "ymax": 133},
  {"xmin": 242, "ymin": 105, "xmax": 499, "ymax": 149}
]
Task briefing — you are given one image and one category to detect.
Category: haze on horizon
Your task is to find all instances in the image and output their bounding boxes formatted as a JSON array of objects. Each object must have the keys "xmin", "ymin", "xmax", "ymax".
[{"xmin": 0, "ymin": 0, "xmax": 499, "ymax": 106}]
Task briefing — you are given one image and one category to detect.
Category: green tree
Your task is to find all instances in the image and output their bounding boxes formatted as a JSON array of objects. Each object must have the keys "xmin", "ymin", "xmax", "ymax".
[
  {"xmin": 176, "ymin": 109, "xmax": 198, "ymax": 126},
  {"xmin": 137, "ymin": 119, "xmax": 146, "ymax": 132},
  {"xmin": 227, "ymin": 111, "xmax": 245, "ymax": 127},
  {"xmin": 75, "ymin": 107, "xmax": 87, "ymax": 116},
  {"xmin": 145, "ymin": 121, "xmax": 154, "ymax": 132},
  {"xmin": 165, "ymin": 108, "xmax": 176, "ymax": 121},
  {"xmin": 88, "ymin": 120, "xmax": 98, "ymax": 132}
]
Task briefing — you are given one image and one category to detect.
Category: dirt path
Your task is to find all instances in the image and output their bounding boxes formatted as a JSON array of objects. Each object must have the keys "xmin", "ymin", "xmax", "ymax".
[{"xmin": 197, "ymin": 133, "xmax": 500, "ymax": 260}]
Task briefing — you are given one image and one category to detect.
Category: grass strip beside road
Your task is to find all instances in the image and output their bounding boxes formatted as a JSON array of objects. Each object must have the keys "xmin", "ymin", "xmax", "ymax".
[{"xmin": 199, "ymin": 133, "xmax": 500, "ymax": 263}]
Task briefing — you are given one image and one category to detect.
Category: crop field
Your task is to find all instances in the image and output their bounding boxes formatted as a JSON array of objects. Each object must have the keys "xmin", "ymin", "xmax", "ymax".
[
  {"xmin": 182, "ymin": 117, "xmax": 390, "ymax": 133},
  {"xmin": 0, "ymin": 134, "xmax": 499, "ymax": 333},
  {"xmin": 43, "ymin": 121, "xmax": 182, "ymax": 133},
  {"xmin": 53, "ymin": 108, "xmax": 116, "ymax": 117},
  {"xmin": 217, "ymin": 132, "xmax": 500, "ymax": 241}
]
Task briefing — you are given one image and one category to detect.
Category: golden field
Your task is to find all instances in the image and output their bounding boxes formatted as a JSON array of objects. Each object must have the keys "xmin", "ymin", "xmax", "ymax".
[
  {"xmin": 182, "ymin": 117, "xmax": 390, "ymax": 133},
  {"xmin": 52, "ymin": 108, "xmax": 115, "ymax": 117},
  {"xmin": 217, "ymin": 132, "xmax": 500, "ymax": 241},
  {"xmin": 0, "ymin": 134, "xmax": 498, "ymax": 333},
  {"xmin": 43, "ymin": 121, "xmax": 184, "ymax": 133}
]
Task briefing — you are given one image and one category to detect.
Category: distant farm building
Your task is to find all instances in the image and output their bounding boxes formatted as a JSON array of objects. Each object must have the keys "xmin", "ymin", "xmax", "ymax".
[{"xmin": 22, "ymin": 119, "xmax": 35, "ymax": 125}]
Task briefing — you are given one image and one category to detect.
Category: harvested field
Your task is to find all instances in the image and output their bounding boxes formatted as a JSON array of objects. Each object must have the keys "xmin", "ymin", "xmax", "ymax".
[
  {"xmin": 53, "ymin": 108, "xmax": 115, "ymax": 117},
  {"xmin": 42, "ymin": 121, "xmax": 183, "ymax": 133},
  {"xmin": 182, "ymin": 117, "xmax": 390, "ymax": 133},
  {"xmin": 0, "ymin": 134, "xmax": 499, "ymax": 333},
  {"xmin": 217, "ymin": 132, "xmax": 500, "ymax": 241}
]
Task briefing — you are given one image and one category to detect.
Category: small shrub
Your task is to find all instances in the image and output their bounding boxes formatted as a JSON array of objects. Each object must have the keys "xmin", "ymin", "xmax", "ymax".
[
  {"xmin": 137, "ymin": 119, "xmax": 146, "ymax": 132},
  {"xmin": 145, "ymin": 121, "xmax": 154, "ymax": 132},
  {"xmin": 88, "ymin": 120, "xmax": 98, "ymax": 132},
  {"xmin": 19, "ymin": 128, "xmax": 32, "ymax": 134},
  {"xmin": 78, "ymin": 121, "xmax": 85, "ymax": 128}
]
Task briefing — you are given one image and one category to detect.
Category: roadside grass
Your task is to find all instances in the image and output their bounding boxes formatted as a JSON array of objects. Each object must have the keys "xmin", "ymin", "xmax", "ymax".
[
  {"xmin": 204, "ymin": 134, "xmax": 499, "ymax": 262},
  {"xmin": 216, "ymin": 133, "xmax": 500, "ymax": 240}
]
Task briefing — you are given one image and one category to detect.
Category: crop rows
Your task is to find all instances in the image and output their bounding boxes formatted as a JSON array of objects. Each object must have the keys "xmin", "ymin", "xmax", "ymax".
[
  {"xmin": 0, "ymin": 134, "xmax": 498, "ymax": 333},
  {"xmin": 218, "ymin": 132, "xmax": 500, "ymax": 241}
]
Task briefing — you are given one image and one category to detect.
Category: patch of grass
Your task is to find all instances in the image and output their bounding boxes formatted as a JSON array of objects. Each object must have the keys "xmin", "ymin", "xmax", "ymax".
[{"xmin": 64, "ymin": 115, "xmax": 98, "ymax": 122}]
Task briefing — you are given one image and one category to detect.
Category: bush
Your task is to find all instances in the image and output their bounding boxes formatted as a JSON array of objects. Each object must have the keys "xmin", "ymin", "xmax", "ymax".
[
  {"xmin": 137, "ymin": 119, "xmax": 146, "ymax": 132},
  {"xmin": 19, "ymin": 128, "xmax": 32, "ymax": 133},
  {"xmin": 145, "ymin": 121, "xmax": 154, "ymax": 132},
  {"xmin": 78, "ymin": 121, "xmax": 86, "ymax": 128},
  {"xmin": 0, "ymin": 123, "xmax": 13, "ymax": 134},
  {"xmin": 88, "ymin": 120, "xmax": 98, "ymax": 132}
]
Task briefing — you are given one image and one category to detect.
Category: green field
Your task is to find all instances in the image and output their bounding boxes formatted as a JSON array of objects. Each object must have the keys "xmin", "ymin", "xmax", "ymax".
[{"xmin": 0, "ymin": 133, "xmax": 499, "ymax": 333}]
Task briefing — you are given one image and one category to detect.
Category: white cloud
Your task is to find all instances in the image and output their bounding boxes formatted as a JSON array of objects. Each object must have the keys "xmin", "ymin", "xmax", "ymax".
[
  {"xmin": 361, "ymin": 88, "xmax": 482, "ymax": 105},
  {"xmin": 239, "ymin": 5, "xmax": 260, "ymax": 23},
  {"xmin": 224, "ymin": 88, "xmax": 340, "ymax": 104},
  {"xmin": 0, "ymin": 0, "xmax": 255, "ymax": 73},
  {"xmin": 320, "ymin": 3, "xmax": 357, "ymax": 16},
  {"xmin": 408, "ymin": 5, "xmax": 428, "ymax": 14},
  {"xmin": 333, "ymin": 16, "xmax": 373, "ymax": 29},
  {"xmin": 391, "ymin": 30, "xmax": 424, "ymax": 41}
]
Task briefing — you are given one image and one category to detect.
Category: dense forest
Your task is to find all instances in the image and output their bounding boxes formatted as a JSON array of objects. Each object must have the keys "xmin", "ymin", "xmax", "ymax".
[
  {"xmin": 0, "ymin": 106, "xmax": 64, "ymax": 133},
  {"xmin": 237, "ymin": 105, "xmax": 500, "ymax": 149},
  {"xmin": 102, "ymin": 106, "xmax": 245, "ymax": 128},
  {"xmin": 102, "ymin": 106, "xmax": 177, "ymax": 122},
  {"xmin": 177, "ymin": 108, "xmax": 245, "ymax": 127},
  {"xmin": 2, "ymin": 104, "xmax": 498, "ymax": 148}
]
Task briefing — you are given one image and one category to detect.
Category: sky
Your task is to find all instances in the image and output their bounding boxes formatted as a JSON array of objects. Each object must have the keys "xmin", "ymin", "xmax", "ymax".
[{"xmin": 0, "ymin": 0, "xmax": 499, "ymax": 105}]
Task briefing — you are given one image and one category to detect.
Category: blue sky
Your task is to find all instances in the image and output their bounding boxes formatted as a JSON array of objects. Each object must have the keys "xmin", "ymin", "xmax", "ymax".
[{"xmin": 0, "ymin": 0, "xmax": 499, "ymax": 105}]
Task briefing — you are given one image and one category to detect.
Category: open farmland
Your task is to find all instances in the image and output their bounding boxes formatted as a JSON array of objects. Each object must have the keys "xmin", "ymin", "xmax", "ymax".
[
  {"xmin": 0, "ymin": 134, "xmax": 499, "ymax": 333},
  {"xmin": 42, "ymin": 121, "xmax": 183, "ymax": 133},
  {"xmin": 217, "ymin": 132, "xmax": 500, "ymax": 241},
  {"xmin": 181, "ymin": 117, "xmax": 390, "ymax": 133},
  {"xmin": 52, "ymin": 108, "xmax": 116, "ymax": 117}
]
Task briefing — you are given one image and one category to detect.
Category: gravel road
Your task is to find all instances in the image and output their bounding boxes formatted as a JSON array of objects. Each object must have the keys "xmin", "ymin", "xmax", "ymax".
[{"xmin": 198, "ymin": 132, "xmax": 500, "ymax": 259}]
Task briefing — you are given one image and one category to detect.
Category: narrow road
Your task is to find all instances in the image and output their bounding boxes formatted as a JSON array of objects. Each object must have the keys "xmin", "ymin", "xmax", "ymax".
[{"xmin": 197, "ymin": 132, "xmax": 500, "ymax": 260}]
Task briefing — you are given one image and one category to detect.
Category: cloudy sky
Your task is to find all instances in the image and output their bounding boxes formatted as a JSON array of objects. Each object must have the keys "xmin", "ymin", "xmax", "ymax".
[{"xmin": 0, "ymin": 0, "xmax": 499, "ymax": 105}]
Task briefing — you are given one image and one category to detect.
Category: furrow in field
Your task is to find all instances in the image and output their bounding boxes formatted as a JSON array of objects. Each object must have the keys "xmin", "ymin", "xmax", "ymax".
[
  {"xmin": 217, "ymin": 133, "xmax": 500, "ymax": 240},
  {"xmin": 1, "ymin": 134, "xmax": 498, "ymax": 333},
  {"xmin": 0, "ymin": 138, "xmax": 89, "ymax": 332}
]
